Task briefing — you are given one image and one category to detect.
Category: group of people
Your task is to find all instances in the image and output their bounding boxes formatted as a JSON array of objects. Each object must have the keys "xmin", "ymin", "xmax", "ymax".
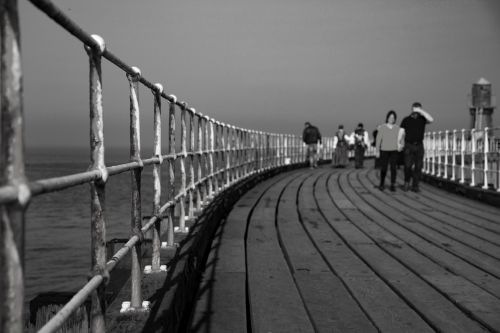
[
  {"xmin": 302, "ymin": 102, "xmax": 433, "ymax": 193},
  {"xmin": 302, "ymin": 122, "xmax": 370, "ymax": 170}
]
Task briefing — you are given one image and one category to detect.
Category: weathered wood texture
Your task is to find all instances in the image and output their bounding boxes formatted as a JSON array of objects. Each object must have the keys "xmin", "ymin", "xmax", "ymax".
[{"xmin": 190, "ymin": 165, "xmax": 500, "ymax": 333}]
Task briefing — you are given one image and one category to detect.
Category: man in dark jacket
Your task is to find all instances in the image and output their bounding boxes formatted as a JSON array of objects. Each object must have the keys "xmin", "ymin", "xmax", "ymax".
[
  {"xmin": 400, "ymin": 102, "xmax": 434, "ymax": 192},
  {"xmin": 302, "ymin": 122, "xmax": 322, "ymax": 169}
]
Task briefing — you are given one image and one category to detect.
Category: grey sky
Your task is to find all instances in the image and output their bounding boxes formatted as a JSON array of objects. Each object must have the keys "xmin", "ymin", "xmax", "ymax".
[{"xmin": 19, "ymin": 0, "xmax": 500, "ymax": 147}]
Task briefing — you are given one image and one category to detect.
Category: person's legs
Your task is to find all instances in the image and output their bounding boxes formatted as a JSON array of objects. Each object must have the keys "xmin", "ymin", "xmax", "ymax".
[
  {"xmin": 412, "ymin": 144, "xmax": 424, "ymax": 191},
  {"xmin": 313, "ymin": 144, "xmax": 318, "ymax": 168},
  {"xmin": 379, "ymin": 150, "xmax": 390, "ymax": 189},
  {"xmin": 403, "ymin": 145, "xmax": 414, "ymax": 191},
  {"xmin": 356, "ymin": 146, "xmax": 365, "ymax": 168},
  {"xmin": 307, "ymin": 145, "xmax": 313, "ymax": 168},
  {"xmin": 389, "ymin": 151, "xmax": 398, "ymax": 191}
]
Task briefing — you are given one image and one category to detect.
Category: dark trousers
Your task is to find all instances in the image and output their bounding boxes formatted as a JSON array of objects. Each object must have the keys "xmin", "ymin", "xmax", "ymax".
[
  {"xmin": 404, "ymin": 143, "xmax": 424, "ymax": 187},
  {"xmin": 379, "ymin": 150, "xmax": 398, "ymax": 186},
  {"xmin": 354, "ymin": 145, "xmax": 365, "ymax": 168}
]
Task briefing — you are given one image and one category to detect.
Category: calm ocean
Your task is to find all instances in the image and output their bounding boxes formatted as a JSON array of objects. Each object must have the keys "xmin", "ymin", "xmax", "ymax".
[{"xmin": 24, "ymin": 146, "xmax": 159, "ymax": 304}]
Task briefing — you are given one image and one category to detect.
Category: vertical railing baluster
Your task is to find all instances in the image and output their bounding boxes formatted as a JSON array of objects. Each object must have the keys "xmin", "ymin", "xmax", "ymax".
[
  {"xmin": 197, "ymin": 114, "xmax": 204, "ymax": 210},
  {"xmin": 234, "ymin": 127, "xmax": 239, "ymax": 181},
  {"xmin": 460, "ymin": 129, "xmax": 465, "ymax": 184},
  {"xmin": 177, "ymin": 102, "xmax": 187, "ymax": 233},
  {"xmin": 188, "ymin": 107, "xmax": 195, "ymax": 220},
  {"xmin": 127, "ymin": 66, "xmax": 144, "ymax": 309},
  {"xmin": 483, "ymin": 127, "xmax": 489, "ymax": 189},
  {"xmin": 423, "ymin": 132, "xmax": 429, "ymax": 174},
  {"xmin": 451, "ymin": 130, "xmax": 456, "ymax": 181},
  {"xmin": 1, "ymin": 1, "xmax": 30, "ymax": 331},
  {"xmin": 166, "ymin": 95, "xmax": 177, "ymax": 247},
  {"xmin": 151, "ymin": 83, "xmax": 163, "ymax": 272},
  {"xmin": 444, "ymin": 130, "xmax": 449, "ymax": 179},
  {"xmin": 86, "ymin": 35, "xmax": 107, "ymax": 332},
  {"xmin": 471, "ymin": 129, "xmax": 476, "ymax": 186},
  {"xmin": 225, "ymin": 126, "xmax": 231, "ymax": 186},
  {"xmin": 204, "ymin": 116, "xmax": 211, "ymax": 199},
  {"xmin": 208, "ymin": 118, "xmax": 215, "ymax": 198},
  {"xmin": 431, "ymin": 132, "xmax": 437, "ymax": 176},
  {"xmin": 437, "ymin": 131, "xmax": 442, "ymax": 177}
]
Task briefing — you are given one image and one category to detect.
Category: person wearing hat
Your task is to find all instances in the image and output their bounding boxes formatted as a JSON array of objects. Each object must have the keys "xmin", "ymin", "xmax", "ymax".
[{"xmin": 352, "ymin": 123, "xmax": 370, "ymax": 169}]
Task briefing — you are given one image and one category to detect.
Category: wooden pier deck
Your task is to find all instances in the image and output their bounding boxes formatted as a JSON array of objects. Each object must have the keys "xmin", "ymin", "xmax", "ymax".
[{"xmin": 189, "ymin": 165, "xmax": 500, "ymax": 333}]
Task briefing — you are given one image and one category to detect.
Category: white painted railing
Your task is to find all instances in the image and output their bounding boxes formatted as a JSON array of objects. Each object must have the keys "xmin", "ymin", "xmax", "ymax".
[{"xmin": 424, "ymin": 127, "xmax": 500, "ymax": 191}]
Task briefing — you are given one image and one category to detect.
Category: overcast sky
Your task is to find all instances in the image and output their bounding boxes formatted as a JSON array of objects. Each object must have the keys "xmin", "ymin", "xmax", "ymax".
[{"xmin": 19, "ymin": 0, "xmax": 500, "ymax": 148}]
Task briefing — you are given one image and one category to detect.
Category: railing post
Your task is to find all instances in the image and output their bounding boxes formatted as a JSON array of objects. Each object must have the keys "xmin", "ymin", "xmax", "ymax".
[
  {"xmin": 225, "ymin": 126, "xmax": 231, "ymax": 186},
  {"xmin": 460, "ymin": 129, "xmax": 465, "ymax": 184},
  {"xmin": 451, "ymin": 130, "xmax": 457, "ymax": 181},
  {"xmin": 213, "ymin": 121, "xmax": 220, "ymax": 195},
  {"xmin": 483, "ymin": 127, "xmax": 489, "ymax": 189},
  {"xmin": 127, "ymin": 66, "xmax": 144, "ymax": 310},
  {"xmin": 444, "ymin": 130, "xmax": 449, "ymax": 179},
  {"xmin": 151, "ymin": 83, "xmax": 163, "ymax": 272},
  {"xmin": 196, "ymin": 113, "xmax": 204, "ymax": 210},
  {"xmin": 177, "ymin": 102, "xmax": 188, "ymax": 233},
  {"xmin": 425, "ymin": 132, "xmax": 431, "ymax": 174},
  {"xmin": 166, "ymin": 95, "xmax": 177, "ymax": 247},
  {"xmin": 423, "ymin": 133, "xmax": 428, "ymax": 174},
  {"xmin": 1, "ymin": 1, "xmax": 30, "ymax": 331},
  {"xmin": 471, "ymin": 129, "xmax": 476, "ymax": 186},
  {"xmin": 208, "ymin": 118, "xmax": 215, "ymax": 198},
  {"xmin": 188, "ymin": 107, "xmax": 195, "ymax": 220},
  {"xmin": 85, "ymin": 34, "xmax": 107, "ymax": 333},
  {"xmin": 436, "ymin": 131, "xmax": 442, "ymax": 177},
  {"xmin": 431, "ymin": 132, "xmax": 436, "ymax": 176}
]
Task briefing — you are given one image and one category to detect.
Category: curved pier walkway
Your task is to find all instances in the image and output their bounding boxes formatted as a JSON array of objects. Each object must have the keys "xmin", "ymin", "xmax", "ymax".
[{"xmin": 189, "ymin": 165, "xmax": 500, "ymax": 333}]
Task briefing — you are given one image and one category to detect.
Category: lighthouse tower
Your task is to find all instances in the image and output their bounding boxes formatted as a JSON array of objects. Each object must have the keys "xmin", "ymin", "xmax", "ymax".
[{"xmin": 469, "ymin": 78, "xmax": 495, "ymax": 131}]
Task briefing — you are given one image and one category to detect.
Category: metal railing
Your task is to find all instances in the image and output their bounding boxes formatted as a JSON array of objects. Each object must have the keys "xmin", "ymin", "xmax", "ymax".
[
  {"xmin": 0, "ymin": 0, "xmax": 359, "ymax": 332},
  {"xmin": 424, "ymin": 127, "xmax": 500, "ymax": 191}
]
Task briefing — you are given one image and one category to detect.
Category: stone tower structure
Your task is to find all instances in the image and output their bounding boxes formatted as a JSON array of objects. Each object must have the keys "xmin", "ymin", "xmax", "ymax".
[{"xmin": 469, "ymin": 78, "xmax": 495, "ymax": 130}]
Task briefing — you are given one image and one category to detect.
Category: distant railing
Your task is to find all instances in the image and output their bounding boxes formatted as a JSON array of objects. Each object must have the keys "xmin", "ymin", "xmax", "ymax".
[
  {"xmin": 0, "ymin": 1, "xmax": 354, "ymax": 332},
  {"xmin": 424, "ymin": 127, "xmax": 500, "ymax": 191}
]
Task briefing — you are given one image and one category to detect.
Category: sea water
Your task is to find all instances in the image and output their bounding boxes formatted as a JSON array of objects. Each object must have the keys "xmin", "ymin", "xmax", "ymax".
[{"xmin": 24, "ymin": 146, "xmax": 160, "ymax": 304}]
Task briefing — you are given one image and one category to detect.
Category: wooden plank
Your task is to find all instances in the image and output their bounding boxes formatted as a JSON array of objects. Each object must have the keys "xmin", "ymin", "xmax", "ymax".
[
  {"xmin": 420, "ymin": 177, "xmax": 500, "ymax": 215},
  {"xmin": 415, "ymin": 187, "xmax": 500, "ymax": 234},
  {"xmin": 377, "ymin": 176, "xmax": 500, "ymax": 255},
  {"xmin": 277, "ymin": 170, "xmax": 378, "ymax": 333},
  {"xmin": 365, "ymin": 170, "xmax": 500, "ymax": 276},
  {"xmin": 190, "ymin": 171, "xmax": 296, "ymax": 333},
  {"xmin": 247, "ymin": 171, "xmax": 315, "ymax": 332},
  {"xmin": 311, "ymin": 171, "xmax": 434, "ymax": 333},
  {"xmin": 324, "ymin": 170, "xmax": 489, "ymax": 332},
  {"xmin": 346, "ymin": 170, "xmax": 500, "ymax": 331},
  {"xmin": 355, "ymin": 170, "xmax": 500, "ymax": 299}
]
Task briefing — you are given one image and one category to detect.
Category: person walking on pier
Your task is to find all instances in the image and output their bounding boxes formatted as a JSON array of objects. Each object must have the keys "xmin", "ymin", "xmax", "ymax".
[
  {"xmin": 375, "ymin": 110, "xmax": 404, "ymax": 191},
  {"xmin": 352, "ymin": 123, "xmax": 370, "ymax": 169},
  {"xmin": 400, "ymin": 102, "xmax": 434, "ymax": 192},
  {"xmin": 332, "ymin": 125, "xmax": 350, "ymax": 168},
  {"xmin": 302, "ymin": 122, "xmax": 322, "ymax": 169}
]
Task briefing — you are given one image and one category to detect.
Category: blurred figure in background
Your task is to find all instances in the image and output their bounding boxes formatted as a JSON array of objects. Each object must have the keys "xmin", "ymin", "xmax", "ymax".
[
  {"xmin": 352, "ymin": 123, "xmax": 370, "ymax": 169},
  {"xmin": 302, "ymin": 122, "xmax": 322, "ymax": 169},
  {"xmin": 332, "ymin": 125, "xmax": 351, "ymax": 168}
]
